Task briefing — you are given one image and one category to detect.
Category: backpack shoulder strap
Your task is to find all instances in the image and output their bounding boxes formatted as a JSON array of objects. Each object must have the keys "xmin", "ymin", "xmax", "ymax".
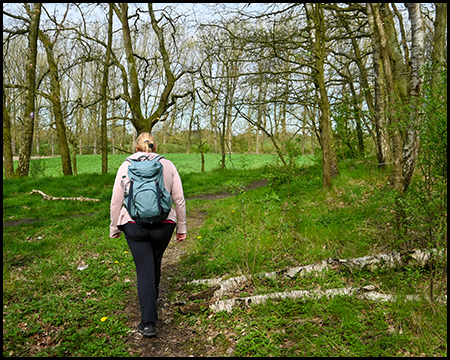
[
  {"xmin": 137, "ymin": 154, "xmax": 151, "ymax": 161},
  {"xmin": 126, "ymin": 154, "xmax": 164, "ymax": 164},
  {"xmin": 125, "ymin": 154, "xmax": 151, "ymax": 163}
]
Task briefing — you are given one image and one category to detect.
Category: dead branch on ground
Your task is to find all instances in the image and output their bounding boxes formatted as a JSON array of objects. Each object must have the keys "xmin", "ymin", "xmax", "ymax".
[{"xmin": 30, "ymin": 189, "xmax": 100, "ymax": 202}]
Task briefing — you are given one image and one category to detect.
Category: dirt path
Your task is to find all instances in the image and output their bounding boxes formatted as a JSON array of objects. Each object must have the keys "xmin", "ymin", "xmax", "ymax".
[
  {"xmin": 125, "ymin": 179, "xmax": 268, "ymax": 357},
  {"xmin": 124, "ymin": 209, "xmax": 208, "ymax": 357}
]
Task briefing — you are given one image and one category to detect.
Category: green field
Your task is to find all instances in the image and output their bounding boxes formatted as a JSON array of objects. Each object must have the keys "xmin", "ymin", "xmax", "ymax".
[{"xmin": 8, "ymin": 153, "xmax": 287, "ymax": 179}]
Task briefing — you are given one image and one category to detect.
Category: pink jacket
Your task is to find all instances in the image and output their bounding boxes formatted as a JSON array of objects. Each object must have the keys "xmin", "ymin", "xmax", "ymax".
[{"xmin": 110, "ymin": 152, "xmax": 186, "ymax": 238}]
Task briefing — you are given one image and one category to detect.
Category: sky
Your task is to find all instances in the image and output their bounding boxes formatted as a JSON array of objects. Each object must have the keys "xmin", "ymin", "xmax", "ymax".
[{"xmin": 3, "ymin": 3, "xmax": 271, "ymax": 30}]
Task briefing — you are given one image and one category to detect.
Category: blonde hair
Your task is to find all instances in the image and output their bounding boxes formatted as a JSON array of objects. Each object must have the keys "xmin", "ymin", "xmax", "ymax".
[{"xmin": 135, "ymin": 132, "xmax": 156, "ymax": 153}]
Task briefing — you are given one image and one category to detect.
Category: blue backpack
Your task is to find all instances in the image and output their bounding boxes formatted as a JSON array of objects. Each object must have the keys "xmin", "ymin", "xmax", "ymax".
[{"xmin": 124, "ymin": 155, "xmax": 172, "ymax": 225}]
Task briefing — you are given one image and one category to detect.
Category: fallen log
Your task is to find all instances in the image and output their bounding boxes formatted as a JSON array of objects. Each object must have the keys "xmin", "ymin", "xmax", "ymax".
[
  {"xmin": 209, "ymin": 286, "xmax": 447, "ymax": 313},
  {"xmin": 189, "ymin": 248, "xmax": 446, "ymax": 299},
  {"xmin": 31, "ymin": 189, "xmax": 100, "ymax": 202}
]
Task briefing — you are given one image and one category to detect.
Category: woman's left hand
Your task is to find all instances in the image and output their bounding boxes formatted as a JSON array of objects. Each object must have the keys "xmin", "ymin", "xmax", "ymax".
[{"xmin": 176, "ymin": 233, "xmax": 186, "ymax": 242}]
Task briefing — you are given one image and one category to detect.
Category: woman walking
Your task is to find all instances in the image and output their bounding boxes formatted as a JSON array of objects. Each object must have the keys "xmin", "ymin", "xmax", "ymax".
[{"xmin": 110, "ymin": 133, "xmax": 186, "ymax": 337}]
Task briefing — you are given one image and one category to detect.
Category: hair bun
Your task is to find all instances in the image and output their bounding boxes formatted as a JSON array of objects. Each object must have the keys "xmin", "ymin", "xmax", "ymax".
[{"xmin": 135, "ymin": 133, "xmax": 156, "ymax": 153}]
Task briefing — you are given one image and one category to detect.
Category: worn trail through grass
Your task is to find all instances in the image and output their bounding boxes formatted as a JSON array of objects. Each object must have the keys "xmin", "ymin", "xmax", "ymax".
[{"xmin": 124, "ymin": 179, "xmax": 268, "ymax": 357}]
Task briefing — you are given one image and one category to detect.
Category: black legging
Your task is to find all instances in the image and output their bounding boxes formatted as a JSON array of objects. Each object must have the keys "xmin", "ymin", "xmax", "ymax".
[{"xmin": 122, "ymin": 221, "xmax": 176, "ymax": 324}]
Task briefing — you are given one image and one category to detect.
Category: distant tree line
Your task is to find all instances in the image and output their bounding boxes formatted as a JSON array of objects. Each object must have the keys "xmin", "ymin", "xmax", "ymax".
[{"xmin": 3, "ymin": 3, "xmax": 447, "ymax": 194}]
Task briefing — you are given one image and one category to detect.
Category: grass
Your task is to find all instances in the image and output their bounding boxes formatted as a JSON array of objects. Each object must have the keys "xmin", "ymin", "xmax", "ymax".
[
  {"xmin": 197, "ymin": 295, "xmax": 446, "ymax": 357},
  {"xmin": 3, "ymin": 153, "xmax": 447, "ymax": 356},
  {"xmin": 181, "ymin": 161, "xmax": 389, "ymax": 279},
  {"xmin": 3, "ymin": 223, "xmax": 134, "ymax": 356},
  {"xmin": 173, "ymin": 157, "xmax": 446, "ymax": 357},
  {"xmin": 3, "ymin": 172, "xmax": 133, "ymax": 356}
]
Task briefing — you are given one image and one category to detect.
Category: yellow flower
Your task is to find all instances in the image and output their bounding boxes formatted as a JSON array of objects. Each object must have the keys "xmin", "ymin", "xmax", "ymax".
[
  {"xmin": 197, "ymin": 236, "xmax": 202, "ymax": 239},
  {"xmin": 115, "ymin": 261, "xmax": 119, "ymax": 264},
  {"xmin": 124, "ymin": 251, "xmax": 128, "ymax": 254},
  {"xmin": 100, "ymin": 317, "xmax": 108, "ymax": 322}
]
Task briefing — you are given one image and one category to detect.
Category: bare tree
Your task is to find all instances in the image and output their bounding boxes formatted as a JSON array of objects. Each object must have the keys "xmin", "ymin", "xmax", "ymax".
[
  {"xmin": 366, "ymin": 4, "xmax": 390, "ymax": 169},
  {"xmin": 17, "ymin": 3, "xmax": 42, "ymax": 176},
  {"xmin": 112, "ymin": 3, "xmax": 188, "ymax": 135},
  {"xmin": 38, "ymin": 5, "xmax": 73, "ymax": 176},
  {"xmin": 403, "ymin": 3, "xmax": 425, "ymax": 191},
  {"xmin": 306, "ymin": 3, "xmax": 339, "ymax": 187},
  {"xmin": 3, "ymin": 4, "xmax": 42, "ymax": 177},
  {"xmin": 369, "ymin": 3, "xmax": 404, "ymax": 194},
  {"xmin": 100, "ymin": 4, "xmax": 113, "ymax": 173}
]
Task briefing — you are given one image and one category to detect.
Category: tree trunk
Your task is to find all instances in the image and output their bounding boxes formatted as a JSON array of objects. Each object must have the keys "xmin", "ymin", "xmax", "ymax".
[
  {"xmin": 370, "ymin": 3, "xmax": 403, "ymax": 194},
  {"xmin": 71, "ymin": 140, "xmax": 77, "ymax": 175},
  {"xmin": 308, "ymin": 3, "xmax": 337, "ymax": 188},
  {"xmin": 431, "ymin": 3, "xmax": 447, "ymax": 92},
  {"xmin": 348, "ymin": 81, "xmax": 365, "ymax": 155},
  {"xmin": 383, "ymin": 6, "xmax": 409, "ymax": 102},
  {"xmin": 3, "ymin": 90, "xmax": 15, "ymax": 178},
  {"xmin": 219, "ymin": 86, "xmax": 228, "ymax": 169},
  {"xmin": 373, "ymin": 45, "xmax": 390, "ymax": 168},
  {"xmin": 51, "ymin": 134, "xmax": 55, "ymax": 156},
  {"xmin": 39, "ymin": 31, "xmax": 72, "ymax": 176},
  {"xmin": 367, "ymin": 3, "xmax": 389, "ymax": 168},
  {"xmin": 148, "ymin": 3, "xmax": 180, "ymax": 131},
  {"xmin": 188, "ymin": 248, "xmax": 445, "ymax": 313},
  {"xmin": 247, "ymin": 91, "xmax": 253, "ymax": 153},
  {"xmin": 255, "ymin": 80, "xmax": 265, "ymax": 155},
  {"xmin": 226, "ymin": 74, "xmax": 235, "ymax": 154},
  {"xmin": 16, "ymin": 3, "xmax": 41, "ymax": 177},
  {"xmin": 100, "ymin": 4, "xmax": 113, "ymax": 174},
  {"xmin": 403, "ymin": 3, "xmax": 425, "ymax": 192},
  {"xmin": 187, "ymin": 93, "xmax": 196, "ymax": 154}
]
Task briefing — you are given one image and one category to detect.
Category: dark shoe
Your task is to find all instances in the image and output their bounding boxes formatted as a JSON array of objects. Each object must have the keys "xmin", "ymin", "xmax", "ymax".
[{"xmin": 137, "ymin": 322, "xmax": 157, "ymax": 337}]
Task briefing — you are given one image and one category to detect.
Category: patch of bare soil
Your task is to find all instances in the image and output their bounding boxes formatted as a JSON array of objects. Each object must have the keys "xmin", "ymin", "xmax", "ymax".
[
  {"xmin": 3, "ymin": 213, "xmax": 96, "ymax": 227},
  {"xmin": 187, "ymin": 178, "xmax": 268, "ymax": 201},
  {"xmin": 125, "ymin": 179, "xmax": 268, "ymax": 357},
  {"xmin": 3, "ymin": 218, "xmax": 41, "ymax": 227}
]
